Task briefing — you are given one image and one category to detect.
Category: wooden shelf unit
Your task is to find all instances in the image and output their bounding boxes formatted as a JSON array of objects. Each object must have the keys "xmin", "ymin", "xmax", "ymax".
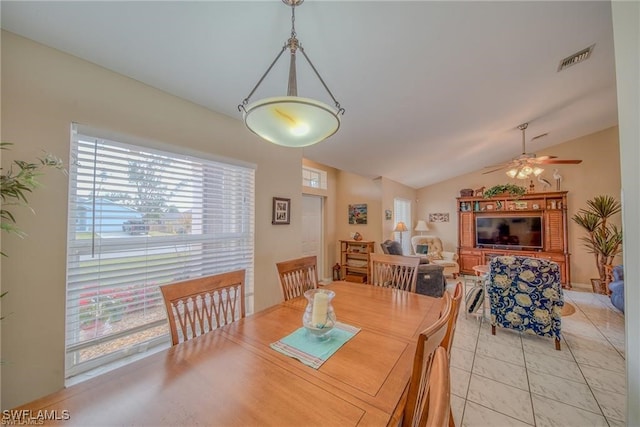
[
  {"xmin": 457, "ymin": 191, "xmax": 571, "ymax": 287},
  {"xmin": 340, "ymin": 240, "xmax": 375, "ymax": 283}
]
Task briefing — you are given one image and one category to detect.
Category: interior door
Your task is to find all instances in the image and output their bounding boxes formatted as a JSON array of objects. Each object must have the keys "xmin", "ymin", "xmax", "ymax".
[{"xmin": 302, "ymin": 195, "xmax": 324, "ymax": 281}]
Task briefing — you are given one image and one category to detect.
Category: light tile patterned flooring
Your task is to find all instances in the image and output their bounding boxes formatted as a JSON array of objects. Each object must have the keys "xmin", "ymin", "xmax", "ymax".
[{"xmin": 447, "ymin": 278, "xmax": 626, "ymax": 427}]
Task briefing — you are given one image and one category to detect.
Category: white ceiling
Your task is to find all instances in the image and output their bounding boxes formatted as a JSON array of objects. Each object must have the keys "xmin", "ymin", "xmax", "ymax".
[{"xmin": 1, "ymin": 1, "xmax": 618, "ymax": 189}]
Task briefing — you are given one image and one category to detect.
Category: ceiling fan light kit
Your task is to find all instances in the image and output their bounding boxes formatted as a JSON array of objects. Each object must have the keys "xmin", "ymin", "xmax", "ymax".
[
  {"xmin": 238, "ymin": 0, "xmax": 344, "ymax": 148},
  {"xmin": 484, "ymin": 122, "xmax": 582, "ymax": 180}
]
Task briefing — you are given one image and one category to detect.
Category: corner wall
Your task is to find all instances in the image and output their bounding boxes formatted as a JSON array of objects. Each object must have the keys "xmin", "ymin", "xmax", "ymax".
[
  {"xmin": 416, "ymin": 126, "xmax": 621, "ymax": 285},
  {"xmin": 612, "ymin": 1, "xmax": 639, "ymax": 424},
  {"xmin": 334, "ymin": 171, "xmax": 382, "ymax": 255},
  {"xmin": 1, "ymin": 31, "xmax": 302, "ymax": 408}
]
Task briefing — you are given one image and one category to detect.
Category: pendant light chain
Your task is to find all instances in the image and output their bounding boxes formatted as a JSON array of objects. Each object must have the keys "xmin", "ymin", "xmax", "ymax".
[{"xmin": 287, "ymin": 4, "xmax": 299, "ymax": 97}]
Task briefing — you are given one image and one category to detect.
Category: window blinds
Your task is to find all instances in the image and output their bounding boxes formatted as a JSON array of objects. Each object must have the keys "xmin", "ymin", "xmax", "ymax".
[{"xmin": 65, "ymin": 128, "xmax": 255, "ymax": 378}]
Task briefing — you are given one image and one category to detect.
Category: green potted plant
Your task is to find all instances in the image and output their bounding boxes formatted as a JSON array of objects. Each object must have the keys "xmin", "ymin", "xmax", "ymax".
[
  {"xmin": 482, "ymin": 183, "xmax": 527, "ymax": 199},
  {"xmin": 1, "ymin": 143, "xmax": 64, "ymax": 319},
  {"xmin": 1, "ymin": 143, "xmax": 64, "ymax": 242},
  {"xmin": 572, "ymin": 195, "xmax": 622, "ymax": 294}
]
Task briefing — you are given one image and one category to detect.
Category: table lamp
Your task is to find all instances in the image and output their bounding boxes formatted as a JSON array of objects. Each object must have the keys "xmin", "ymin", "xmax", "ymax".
[{"xmin": 414, "ymin": 220, "xmax": 429, "ymax": 235}]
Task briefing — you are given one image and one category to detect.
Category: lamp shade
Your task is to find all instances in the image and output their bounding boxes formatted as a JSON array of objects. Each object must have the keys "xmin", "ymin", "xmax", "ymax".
[
  {"xmin": 414, "ymin": 220, "xmax": 429, "ymax": 232},
  {"xmin": 243, "ymin": 96, "xmax": 341, "ymax": 147},
  {"xmin": 394, "ymin": 221, "xmax": 408, "ymax": 232}
]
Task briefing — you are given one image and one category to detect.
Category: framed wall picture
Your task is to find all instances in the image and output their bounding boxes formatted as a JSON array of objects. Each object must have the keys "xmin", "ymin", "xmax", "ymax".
[
  {"xmin": 385, "ymin": 209, "xmax": 392, "ymax": 220},
  {"xmin": 428, "ymin": 213, "xmax": 450, "ymax": 222},
  {"xmin": 272, "ymin": 197, "xmax": 290, "ymax": 225},
  {"xmin": 348, "ymin": 203, "xmax": 368, "ymax": 224}
]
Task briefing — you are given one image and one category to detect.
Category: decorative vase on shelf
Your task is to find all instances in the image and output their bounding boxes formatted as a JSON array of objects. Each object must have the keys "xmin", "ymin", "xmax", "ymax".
[{"xmin": 302, "ymin": 289, "xmax": 336, "ymax": 339}]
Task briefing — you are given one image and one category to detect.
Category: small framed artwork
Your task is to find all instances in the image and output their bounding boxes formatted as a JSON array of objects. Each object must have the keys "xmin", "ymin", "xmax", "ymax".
[
  {"xmin": 514, "ymin": 201, "xmax": 528, "ymax": 210},
  {"xmin": 385, "ymin": 209, "xmax": 392, "ymax": 220},
  {"xmin": 348, "ymin": 203, "xmax": 368, "ymax": 225},
  {"xmin": 429, "ymin": 213, "xmax": 450, "ymax": 222},
  {"xmin": 272, "ymin": 197, "xmax": 290, "ymax": 225}
]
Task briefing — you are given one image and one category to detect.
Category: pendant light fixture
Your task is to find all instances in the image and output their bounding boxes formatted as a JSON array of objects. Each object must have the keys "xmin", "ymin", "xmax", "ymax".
[{"xmin": 238, "ymin": 0, "xmax": 345, "ymax": 147}]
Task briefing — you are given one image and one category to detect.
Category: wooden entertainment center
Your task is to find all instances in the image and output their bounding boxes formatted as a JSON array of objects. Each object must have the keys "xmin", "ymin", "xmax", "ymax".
[{"xmin": 457, "ymin": 191, "xmax": 571, "ymax": 287}]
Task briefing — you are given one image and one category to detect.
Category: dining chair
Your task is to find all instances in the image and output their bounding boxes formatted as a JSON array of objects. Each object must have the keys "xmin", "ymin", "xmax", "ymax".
[
  {"xmin": 403, "ymin": 292, "xmax": 453, "ymax": 427},
  {"xmin": 160, "ymin": 270, "xmax": 246, "ymax": 346},
  {"xmin": 276, "ymin": 255, "xmax": 319, "ymax": 301},
  {"xmin": 370, "ymin": 253, "xmax": 420, "ymax": 292},
  {"xmin": 440, "ymin": 282, "xmax": 463, "ymax": 359},
  {"xmin": 422, "ymin": 346, "xmax": 453, "ymax": 427}
]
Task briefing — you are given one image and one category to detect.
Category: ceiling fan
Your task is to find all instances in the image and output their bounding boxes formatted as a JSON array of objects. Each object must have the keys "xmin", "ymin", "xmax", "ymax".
[{"xmin": 483, "ymin": 123, "xmax": 582, "ymax": 179}]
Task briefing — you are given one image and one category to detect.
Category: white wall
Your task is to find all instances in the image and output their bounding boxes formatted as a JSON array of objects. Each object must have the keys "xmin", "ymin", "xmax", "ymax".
[
  {"xmin": 612, "ymin": 2, "xmax": 639, "ymax": 425},
  {"xmin": 0, "ymin": 31, "xmax": 303, "ymax": 408}
]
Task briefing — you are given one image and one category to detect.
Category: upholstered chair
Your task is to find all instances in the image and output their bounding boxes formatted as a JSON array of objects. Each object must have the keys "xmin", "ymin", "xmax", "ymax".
[
  {"xmin": 487, "ymin": 256, "xmax": 564, "ymax": 350},
  {"xmin": 608, "ymin": 265, "xmax": 624, "ymax": 313},
  {"xmin": 410, "ymin": 235, "xmax": 460, "ymax": 278}
]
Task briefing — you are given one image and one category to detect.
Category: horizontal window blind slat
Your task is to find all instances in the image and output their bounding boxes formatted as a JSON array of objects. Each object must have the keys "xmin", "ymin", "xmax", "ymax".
[{"xmin": 66, "ymin": 128, "xmax": 255, "ymax": 379}]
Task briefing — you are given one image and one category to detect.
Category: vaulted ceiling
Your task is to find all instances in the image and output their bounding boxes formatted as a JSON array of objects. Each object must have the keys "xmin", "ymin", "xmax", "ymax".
[{"xmin": 1, "ymin": 1, "xmax": 618, "ymax": 188}]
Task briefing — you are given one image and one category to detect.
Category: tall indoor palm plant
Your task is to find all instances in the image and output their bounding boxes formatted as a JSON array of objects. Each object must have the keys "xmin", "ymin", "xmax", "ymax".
[{"xmin": 572, "ymin": 195, "xmax": 622, "ymax": 294}]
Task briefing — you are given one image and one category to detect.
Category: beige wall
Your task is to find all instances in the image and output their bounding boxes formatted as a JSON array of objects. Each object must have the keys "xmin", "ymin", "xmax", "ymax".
[
  {"xmin": 0, "ymin": 32, "xmax": 304, "ymax": 408},
  {"xmin": 417, "ymin": 126, "xmax": 622, "ymax": 285},
  {"xmin": 334, "ymin": 171, "xmax": 382, "ymax": 256}
]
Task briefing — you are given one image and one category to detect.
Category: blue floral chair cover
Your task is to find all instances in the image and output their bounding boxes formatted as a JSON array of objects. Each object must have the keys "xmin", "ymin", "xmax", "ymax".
[{"xmin": 487, "ymin": 256, "xmax": 564, "ymax": 350}]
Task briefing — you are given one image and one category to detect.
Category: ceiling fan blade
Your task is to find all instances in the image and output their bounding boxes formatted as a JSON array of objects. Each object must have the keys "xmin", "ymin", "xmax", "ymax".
[
  {"xmin": 532, "ymin": 155, "xmax": 557, "ymax": 161},
  {"xmin": 482, "ymin": 166, "xmax": 507, "ymax": 174},
  {"xmin": 483, "ymin": 162, "xmax": 509, "ymax": 169},
  {"xmin": 537, "ymin": 159, "xmax": 583, "ymax": 164}
]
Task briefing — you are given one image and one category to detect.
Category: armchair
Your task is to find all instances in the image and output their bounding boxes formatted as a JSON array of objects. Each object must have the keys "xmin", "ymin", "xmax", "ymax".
[
  {"xmin": 381, "ymin": 240, "xmax": 445, "ymax": 297},
  {"xmin": 608, "ymin": 265, "xmax": 624, "ymax": 313},
  {"xmin": 487, "ymin": 256, "xmax": 564, "ymax": 350},
  {"xmin": 410, "ymin": 235, "xmax": 460, "ymax": 278}
]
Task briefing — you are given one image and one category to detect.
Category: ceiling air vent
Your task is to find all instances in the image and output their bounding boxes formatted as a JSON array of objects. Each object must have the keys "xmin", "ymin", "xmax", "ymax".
[{"xmin": 558, "ymin": 44, "xmax": 595, "ymax": 71}]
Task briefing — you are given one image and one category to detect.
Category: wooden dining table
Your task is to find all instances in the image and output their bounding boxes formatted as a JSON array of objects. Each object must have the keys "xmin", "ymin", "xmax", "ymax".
[{"xmin": 16, "ymin": 281, "xmax": 441, "ymax": 426}]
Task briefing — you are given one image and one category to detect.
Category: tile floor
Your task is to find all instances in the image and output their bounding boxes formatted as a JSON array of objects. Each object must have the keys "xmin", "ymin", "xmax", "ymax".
[{"xmin": 447, "ymin": 278, "xmax": 626, "ymax": 427}]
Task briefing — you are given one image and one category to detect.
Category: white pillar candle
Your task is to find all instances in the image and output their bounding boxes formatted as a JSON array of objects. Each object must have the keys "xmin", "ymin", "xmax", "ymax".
[{"xmin": 311, "ymin": 292, "xmax": 329, "ymax": 327}]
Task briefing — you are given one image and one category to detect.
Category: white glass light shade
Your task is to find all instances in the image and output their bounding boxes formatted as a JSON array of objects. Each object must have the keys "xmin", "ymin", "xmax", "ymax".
[
  {"xmin": 243, "ymin": 96, "xmax": 341, "ymax": 147},
  {"xmin": 415, "ymin": 220, "xmax": 429, "ymax": 232}
]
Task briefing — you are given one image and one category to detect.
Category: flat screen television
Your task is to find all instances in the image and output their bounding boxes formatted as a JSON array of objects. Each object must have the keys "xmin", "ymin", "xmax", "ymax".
[{"xmin": 476, "ymin": 215, "xmax": 543, "ymax": 250}]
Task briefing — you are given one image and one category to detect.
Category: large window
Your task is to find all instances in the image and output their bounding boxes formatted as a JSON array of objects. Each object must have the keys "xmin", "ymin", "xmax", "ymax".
[{"xmin": 65, "ymin": 125, "xmax": 255, "ymax": 379}]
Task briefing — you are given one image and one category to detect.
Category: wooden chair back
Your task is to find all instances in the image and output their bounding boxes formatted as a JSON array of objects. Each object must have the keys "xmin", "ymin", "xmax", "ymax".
[
  {"xmin": 440, "ymin": 282, "xmax": 463, "ymax": 358},
  {"xmin": 370, "ymin": 253, "xmax": 421, "ymax": 292},
  {"xmin": 423, "ymin": 347, "xmax": 452, "ymax": 427},
  {"xmin": 276, "ymin": 255, "xmax": 319, "ymax": 301},
  {"xmin": 403, "ymin": 292, "xmax": 452, "ymax": 427},
  {"xmin": 160, "ymin": 270, "xmax": 246, "ymax": 346}
]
